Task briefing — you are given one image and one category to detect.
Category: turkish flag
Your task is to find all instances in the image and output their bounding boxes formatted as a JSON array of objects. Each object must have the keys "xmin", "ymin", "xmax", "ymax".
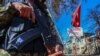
[{"xmin": 72, "ymin": 4, "xmax": 81, "ymax": 27}]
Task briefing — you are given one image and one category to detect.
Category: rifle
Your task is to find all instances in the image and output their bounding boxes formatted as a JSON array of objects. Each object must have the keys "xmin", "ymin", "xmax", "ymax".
[{"xmin": 33, "ymin": 0, "xmax": 63, "ymax": 54}]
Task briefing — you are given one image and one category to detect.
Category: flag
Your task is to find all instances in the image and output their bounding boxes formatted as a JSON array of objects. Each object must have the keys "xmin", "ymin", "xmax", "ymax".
[{"xmin": 72, "ymin": 4, "xmax": 81, "ymax": 27}]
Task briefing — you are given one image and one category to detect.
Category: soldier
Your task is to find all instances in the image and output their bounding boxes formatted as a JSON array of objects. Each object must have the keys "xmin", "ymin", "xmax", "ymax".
[{"xmin": 0, "ymin": 0, "xmax": 63, "ymax": 56}]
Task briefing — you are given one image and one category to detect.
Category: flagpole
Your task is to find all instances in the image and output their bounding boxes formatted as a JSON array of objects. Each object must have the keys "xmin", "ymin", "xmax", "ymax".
[{"xmin": 71, "ymin": 2, "xmax": 81, "ymax": 56}]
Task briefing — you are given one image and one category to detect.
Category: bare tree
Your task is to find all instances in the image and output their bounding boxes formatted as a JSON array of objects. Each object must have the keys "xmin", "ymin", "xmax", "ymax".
[
  {"xmin": 46, "ymin": 0, "xmax": 81, "ymax": 19},
  {"xmin": 87, "ymin": 4, "xmax": 100, "ymax": 33},
  {"xmin": 88, "ymin": 4, "xmax": 100, "ymax": 29},
  {"xmin": 89, "ymin": 8, "xmax": 100, "ymax": 26}
]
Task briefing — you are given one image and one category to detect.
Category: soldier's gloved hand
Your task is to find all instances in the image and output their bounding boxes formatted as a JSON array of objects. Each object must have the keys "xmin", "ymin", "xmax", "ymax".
[
  {"xmin": 12, "ymin": 2, "xmax": 35, "ymax": 23},
  {"xmin": 48, "ymin": 44, "xmax": 64, "ymax": 56}
]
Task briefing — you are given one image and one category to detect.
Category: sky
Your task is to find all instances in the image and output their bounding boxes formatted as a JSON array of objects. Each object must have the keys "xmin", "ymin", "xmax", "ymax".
[{"xmin": 54, "ymin": 0, "xmax": 100, "ymax": 42}]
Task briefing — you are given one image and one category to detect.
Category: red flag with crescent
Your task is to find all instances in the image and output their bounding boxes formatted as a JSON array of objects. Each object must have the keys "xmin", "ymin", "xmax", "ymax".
[{"xmin": 72, "ymin": 4, "xmax": 81, "ymax": 27}]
